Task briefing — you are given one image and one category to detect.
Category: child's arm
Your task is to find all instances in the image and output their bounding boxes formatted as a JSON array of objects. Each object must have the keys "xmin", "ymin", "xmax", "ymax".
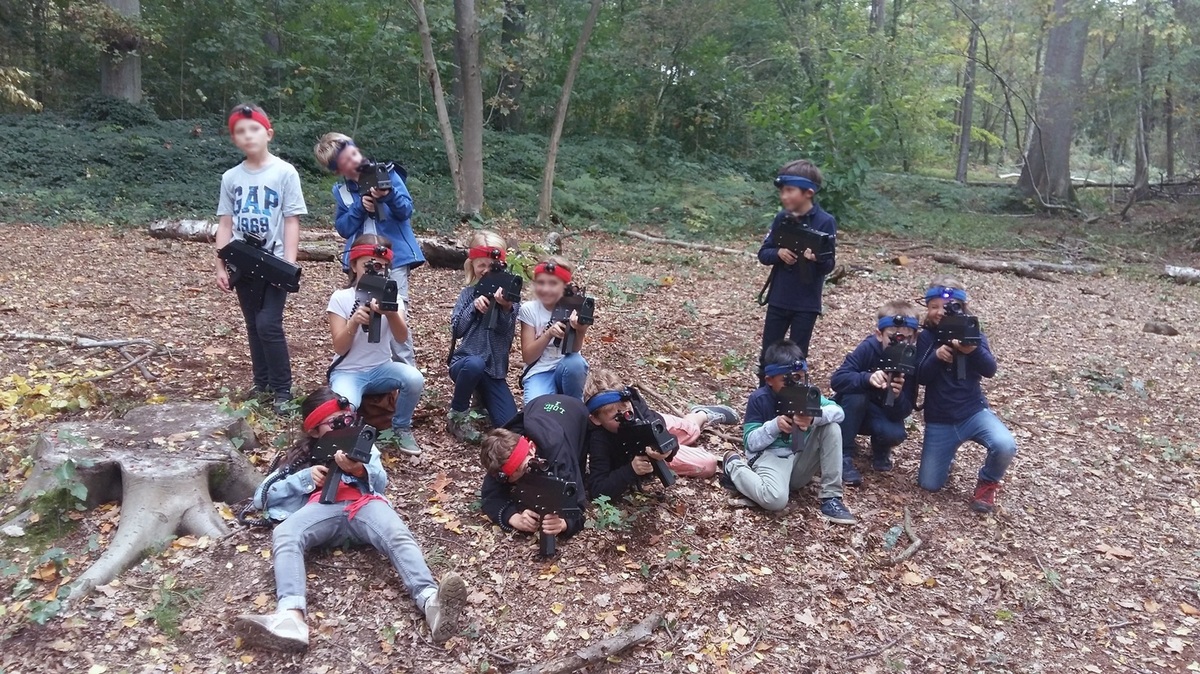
[
  {"xmin": 966, "ymin": 334, "xmax": 998, "ymax": 378},
  {"xmin": 830, "ymin": 340, "xmax": 875, "ymax": 394},
  {"xmin": 362, "ymin": 448, "xmax": 388, "ymax": 493},
  {"xmin": 585, "ymin": 432, "xmax": 639, "ymax": 500},
  {"xmin": 814, "ymin": 215, "xmax": 837, "ymax": 276},
  {"xmin": 451, "ymin": 290, "xmax": 478, "ymax": 339},
  {"xmin": 810, "ymin": 398, "xmax": 845, "ymax": 427},
  {"xmin": 383, "ymin": 299, "xmax": 410, "ymax": 344},
  {"xmin": 215, "ymin": 215, "xmax": 234, "ymax": 292},
  {"xmin": 757, "ymin": 215, "xmax": 785, "ymax": 267},
  {"xmin": 281, "ymin": 215, "xmax": 300, "ymax": 264},
  {"xmin": 520, "ymin": 318, "xmax": 565, "ymax": 366},
  {"xmin": 742, "ymin": 395, "xmax": 784, "ymax": 453},
  {"xmin": 252, "ymin": 466, "xmax": 317, "ymax": 510},
  {"xmin": 333, "ymin": 185, "xmax": 367, "ymax": 239},
  {"xmin": 480, "ymin": 474, "xmax": 521, "ymax": 530},
  {"xmin": 384, "ymin": 171, "xmax": 414, "ymax": 221}
]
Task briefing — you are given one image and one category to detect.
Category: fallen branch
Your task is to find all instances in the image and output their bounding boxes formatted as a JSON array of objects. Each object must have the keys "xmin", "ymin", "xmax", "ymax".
[
  {"xmin": 891, "ymin": 507, "xmax": 923, "ymax": 564},
  {"xmin": 511, "ymin": 612, "xmax": 663, "ymax": 674},
  {"xmin": 621, "ymin": 231, "xmax": 753, "ymax": 258},
  {"xmin": 633, "ymin": 383, "xmax": 685, "ymax": 419},
  {"xmin": 1164, "ymin": 265, "xmax": 1200, "ymax": 285},
  {"xmin": 1034, "ymin": 554, "xmax": 1071, "ymax": 597},
  {"xmin": 846, "ymin": 635, "xmax": 902, "ymax": 662},
  {"xmin": 1, "ymin": 332, "xmax": 168, "ymax": 382},
  {"xmin": 931, "ymin": 253, "xmax": 1102, "ymax": 282}
]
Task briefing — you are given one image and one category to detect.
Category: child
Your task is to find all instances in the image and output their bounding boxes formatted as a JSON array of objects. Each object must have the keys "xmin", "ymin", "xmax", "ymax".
[
  {"xmin": 215, "ymin": 104, "xmax": 307, "ymax": 413},
  {"xmin": 326, "ymin": 235, "xmax": 426, "ymax": 456},
  {"xmin": 479, "ymin": 394, "xmax": 590, "ymax": 543},
  {"xmin": 721, "ymin": 339, "xmax": 855, "ymax": 523},
  {"xmin": 234, "ymin": 386, "xmax": 467, "ymax": 651},
  {"xmin": 756, "ymin": 159, "xmax": 837, "ymax": 377},
  {"xmin": 583, "ymin": 368, "xmax": 738, "ymax": 500},
  {"xmin": 446, "ymin": 231, "xmax": 520, "ymax": 443},
  {"xmin": 830, "ymin": 300, "xmax": 921, "ymax": 486},
  {"xmin": 915, "ymin": 277, "xmax": 1017, "ymax": 513},
  {"xmin": 314, "ymin": 132, "xmax": 424, "ymax": 366},
  {"xmin": 517, "ymin": 257, "xmax": 590, "ymax": 403}
]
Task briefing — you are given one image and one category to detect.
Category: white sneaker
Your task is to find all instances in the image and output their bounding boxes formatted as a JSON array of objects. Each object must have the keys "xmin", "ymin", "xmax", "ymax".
[
  {"xmin": 234, "ymin": 611, "xmax": 309, "ymax": 653},
  {"xmin": 425, "ymin": 572, "xmax": 467, "ymax": 644}
]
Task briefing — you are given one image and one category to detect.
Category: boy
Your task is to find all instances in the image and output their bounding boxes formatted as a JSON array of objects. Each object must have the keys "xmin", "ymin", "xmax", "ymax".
[
  {"xmin": 583, "ymin": 368, "xmax": 737, "ymax": 500},
  {"xmin": 756, "ymin": 159, "xmax": 837, "ymax": 379},
  {"xmin": 480, "ymin": 394, "xmax": 590, "ymax": 544},
  {"xmin": 215, "ymin": 104, "xmax": 307, "ymax": 414},
  {"xmin": 830, "ymin": 300, "xmax": 921, "ymax": 486},
  {"xmin": 721, "ymin": 340, "xmax": 855, "ymax": 523},
  {"xmin": 314, "ymin": 132, "xmax": 425, "ymax": 366}
]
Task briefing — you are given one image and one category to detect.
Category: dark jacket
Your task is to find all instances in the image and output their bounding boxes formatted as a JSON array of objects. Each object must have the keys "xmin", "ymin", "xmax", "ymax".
[
  {"xmin": 480, "ymin": 395, "xmax": 590, "ymax": 537},
  {"xmin": 583, "ymin": 412, "xmax": 667, "ymax": 500},
  {"xmin": 916, "ymin": 328, "xmax": 997, "ymax": 425},
  {"xmin": 830, "ymin": 335, "xmax": 919, "ymax": 421},
  {"xmin": 332, "ymin": 166, "xmax": 426, "ymax": 271},
  {"xmin": 449, "ymin": 286, "xmax": 518, "ymax": 379},
  {"xmin": 757, "ymin": 205, "xmax": 838, "ymax": 313}
]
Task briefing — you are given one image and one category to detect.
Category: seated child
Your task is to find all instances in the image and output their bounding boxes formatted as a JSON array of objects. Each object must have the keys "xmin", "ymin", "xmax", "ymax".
[
  {"xmin": 830, "ymin": 300, "xmax": 921, "ymax": 486},
  {"xmin": 234, "ymin": 386, "xmax": 466, "ymax": 651},
  {"xmin": 479, "ymin": 394, "xmax": 591, "ymax": 543},
  {"xmin": 583, "ymin": 368, "xmax": 738, "ymax": 500},
  {"xmin": 518, "ymin": 257, "xmax": 590, "ymax": 403},
  {"xmin": 721, "ymin": 339, "xmax": 855, "ymax": 524},
  {"xmin": 915, "ymin": 277, "xmax": 1017, "ymax": 513}
]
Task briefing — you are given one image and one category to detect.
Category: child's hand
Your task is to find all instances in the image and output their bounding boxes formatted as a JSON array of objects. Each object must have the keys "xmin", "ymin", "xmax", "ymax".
[
  {"xmin": 793, "ymin": 414, "xmax": 814, "ymax": 432},
  {"xmin": 473, "ymin": 295, "xmax": 492, "ymax": 313},
  {"xmin": 802, "ymin": 248, "xmax": 817, "ymax": 262},
  {"xmin": 775, "ymin": 415, "xmax": 795, "ymax": 434},
  {"xmin": 362, "ymin": 194, "xmax": 377, "ymax": 214},
  {"xmin": 310, "ymin": 465, "xmax": 329, "ymax": 488},
  {"xmin": 631, "ymin": 455, "xmax": 654, "ymax": 476},
  {"xmin": 935, "ymin": 345, "xmax": 955, "ymax": 363},
  {"xmin": 375, "ymin": 298, "xmax": 399, "ymax": 317},
  {"xmin": 868, "ymin": 370, "xmax": 890, "ymax": 389},
  {"xmin": 493, "ymin": 286, "xmax": 513, "ymax": 309},
  {"xmin": 333, "ymin": 450, "xmax": 366, "ymax": 478},
  {"xmin": 888, "ymin": 374, "xmax": 905, "ymax": 393},
  {"xmin": 216, "ymin": 266, "xmax": 232, "ymax": 293},
  {"xmin": 541, "ymin": 514, "xmax": 567, "ymax": 536},
  {"xmin": 368, "ymin": 187, "xmax": 391, "ymax": 198},
  {"xmin": 350, "ymin": 302, "xmax": 374, "ymax": 327},
  {"xmin": 508, "ymin": 509, "xmax": 541, "ymax": 533},
  {"xmin": 778, "ymin": 248, "xmax": 799, "ymax": 265},
  {"xmin": 546, "ymin": 321, "xmax": 568, "ymax": 340},
  {"xmin": 951, "ymin": 339, "xmax": 977, "ymax": 355},
  {"xmin": 568, "ymin": 310, "xmax": 583, "ymax": 330}
]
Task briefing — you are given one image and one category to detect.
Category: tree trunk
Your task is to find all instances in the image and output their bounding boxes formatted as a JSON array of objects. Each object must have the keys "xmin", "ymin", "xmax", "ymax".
[
  {"xmin": 1128, "ymin": 19, "xmax": 1153, "ymax": 206},
  {"xmin": 955, "ymin": 5, "xmax": 979, "ymax": 184},
  {"xmin": 1018, "ymin": 0, "xmax": 1088, "ymax": 206},
  {"xmin": 889, "ymin": 0, "xmax": 902, "ymax": 39},
  {"xmin": 1164, "ymin": 2, "xmax": 1177, "ymax": 181},
  {"xmin": 869, "ymin": 0, "xmax": 886, "ymax": 33},
  {"xmin": 455, "ymin": 0, "xmax": 486, "ymax": 217},
  {"xmin": 492, "ymin": 0, "xmax": 527, "ymax": 132},
  {"xmin": 99, "ymin": 0, "xmax": 142, "ymax": 103},
  {"xmin": 537, "ymin": 0, "xmax": 603, "ymax": 224},
  {"xmin": 408, "ymin": 0, "xmax": 465, "ymax": 213}
]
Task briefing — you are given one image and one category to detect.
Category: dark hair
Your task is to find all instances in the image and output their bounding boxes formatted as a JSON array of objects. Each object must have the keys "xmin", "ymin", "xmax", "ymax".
[
  {"xmin": 778, "ymin": 159, "xmax": 823, "ymax": 189},
  {"xmin": 277, "ymin": 386, "xmax": 342, "ymax": 470},
  {"xmin": 763, "ymin": 339, "xmax": 806, "ymax": 369},
  {"xmin": 344, "ymin": 234, "xmax": 394, "ymax": 287}
]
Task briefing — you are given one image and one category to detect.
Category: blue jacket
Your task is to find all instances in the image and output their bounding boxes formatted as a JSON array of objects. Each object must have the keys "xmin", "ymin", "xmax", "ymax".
[
  {"xmin": 742, "ymin": 386, "xmax": 844, "ymax": 462},
  {"xmin": 757, "ymin": 205, "xmax": 838, "ymax": 313},
  {"xmin": 251, "ymin": 446, "xmax": 388, "ymax": 522},
  {"xmin": 333, "ymin": 167, "xmax": 426, "ymax": 271},
  {"xmin": 830, "ymin": 335, "xmax": 919, "ymax": 421},
  {"xmin": 916, "ymin": 328, "xmax": 997, "ymax": 425}
]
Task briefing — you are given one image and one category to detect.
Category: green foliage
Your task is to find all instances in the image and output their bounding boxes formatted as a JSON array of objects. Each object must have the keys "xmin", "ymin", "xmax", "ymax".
[
  {"xmin": 30, "ymin": 459, "xmax": 90, "ymax": 529},
  {"xmin": 148, "ymin": 575, "xmax": 203, "ymax": 638},
  {"xmin": 586, "ymin": 495, "xmax": 627, "ymax": 531},
  {"xmin": 665, "ymin": 540, "xmax": 702, "ymax": 564}
]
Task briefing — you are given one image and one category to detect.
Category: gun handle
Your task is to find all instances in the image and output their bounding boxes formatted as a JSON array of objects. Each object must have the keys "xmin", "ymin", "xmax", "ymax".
[
  {"xmin": 368, "ymin": 312, "xmax": 382, "ymax": 343},
  {"xmin": 884, "ymin": 375, "xmax": 897, "ymax": 407},
  {"xmin": 538, "ymin": 531, "xmax": 557, "ymax": 557},
  {"xmin": 562, "ymin": 328, "xmax": 577, "ymax": 354},
  {"xmin": 319, "ymin": 465, "xmax": 344, "ymax": 505},
  {"xmin": 652, "ymin": 458, "xmax": 677, "ymax": 487},
  {"xmin": 486, "ymin": 302, "xmax": 499, "ymax": 331},
  {"xmin": 798, "ymin": 259, "xmax": 814, "ymax": 283},
  {"xmin": 955, "ymin": 353, "xmax": 967, "ymax": 380}
]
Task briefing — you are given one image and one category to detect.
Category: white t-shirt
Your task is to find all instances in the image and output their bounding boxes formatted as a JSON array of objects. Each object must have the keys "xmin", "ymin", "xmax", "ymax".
[
  {"xmin": 518, "ymin": 301, "xmax": 566, "ymax": 379},
  {"xmin": 327, "ymin": 287, "xmax": 406, "ymax": 373},
  {"xmin": 216, "ymin": 156, "xmax": 308, "ymax": 256}
]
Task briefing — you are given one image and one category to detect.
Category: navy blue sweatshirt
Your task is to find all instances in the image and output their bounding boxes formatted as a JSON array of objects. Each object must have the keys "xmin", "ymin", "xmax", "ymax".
[
  {"xmin": 830, "ymin": 335, "xmax": 919, "ymax": 421},
  {"xmin": 757, "ymin": 205, "xmax": 838, "ymax": 313},
  {"xmin": 915, "ymin": 328, "xmax": 997, "ymax": 425}
]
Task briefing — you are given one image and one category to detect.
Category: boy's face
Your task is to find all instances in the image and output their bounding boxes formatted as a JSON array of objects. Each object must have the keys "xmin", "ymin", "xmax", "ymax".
[
  {"xmin": 876, "ymin": 326, "xmax": 917, "ymax": 346},
  {"xmin": 765, "ymin": 373, "xmax": 788, "ymax": 393},
  {"xmin": 778, "ymin": 185, "xmax": 814, "ymax": 213},
  {"xmin": 471, "ymin": 257, "xmax": 494, "ymax": 279},
  {"xmin": 533, "ymin": 274, "xmax": 566, "ymax": 305},
  {"xmin": 231, "ymin": 119, "xmax": 273, "ymax": 156},
  {"xmin": 335, "ymin": 144, "xmax": 365, "ymax": 179},
  {"xmin": 505, "ymin": 441, "xmax": 538, "ymax": 483},
  {"xmin": 589, "ymin": 401, "xmax": 633, "ymax": 434},
  {"xmin": 924, "ymin": 298, "xmax": 946, "ymax": 327}
]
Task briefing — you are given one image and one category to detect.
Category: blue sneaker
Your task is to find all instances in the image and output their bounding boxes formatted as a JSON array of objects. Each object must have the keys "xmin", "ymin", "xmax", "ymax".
[
  {"xmin": 719, "ymin": 451, "xmax": 743, "ymax": 491},
  {"xmin": 820, "ymin": 497, "xmax": 856, "ymax": 525},
  {"xmin": 842, "ymin": 458, "xmax": 863, "ymax": 487}
]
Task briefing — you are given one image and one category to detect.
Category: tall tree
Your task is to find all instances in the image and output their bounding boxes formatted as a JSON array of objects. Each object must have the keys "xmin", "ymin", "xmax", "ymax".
[
  {"xmin": 492, "ymin": 0, "xmax": 526, "ymax": 132},
  {"xmin": 869, "ymin": 0, "xmax": 886, "ymax": 34},
  {"xmin": 99, "ymin": 0, "xmax": 142, "ymax": 103},
  {"xmin": 455, "ymin": 0, "xmax": 485, "ymax": 216},
  {"xmin": 409, "ymin": 0, "xmax": 465, "ymax": 213},
  {"xmin": 955, "ymin": 0, "xmax": 980, "ymax": 183}
]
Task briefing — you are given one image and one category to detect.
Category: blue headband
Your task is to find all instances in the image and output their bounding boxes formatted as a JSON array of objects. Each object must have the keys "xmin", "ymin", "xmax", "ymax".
[
  {"xmin": 328, "ymin": 140, "xmax": 356, "ymax": 171},
  {"xmin": 586, "ymin": 390, "xmax": 627, "ymax": 413},
  {"xmin": 764, "ymin": 360, "xmax": 807, "ymax": 378},
  {"xmin": 774, "ymin": 175, "xmax": 820, "ymax": 193},
  {"xmin": 878, "ymin": 316, "xmax": 919, "ymax": 331},
  {"xmin": 924, "ymin": 286, "xmax": 968, "ymax": 302}
]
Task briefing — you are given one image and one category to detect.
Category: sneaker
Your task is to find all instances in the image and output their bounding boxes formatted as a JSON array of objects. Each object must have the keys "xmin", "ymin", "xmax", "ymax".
[
  {"xmin": 446, "ymin": 411, "xmax": 483, "ymax": 444},
  {"xmin": 872, "ymin": 450, "xmax": 894, "ymax": 472},
  {"xmin": 819, "ymin": 497, "xmax": 857, "ymax": 525},
  {"xmin": 234, "ymin": 611, "xmax": 309, "ymax": 653},
  {"xmin": 842, "ymin": 458, "xmax": 863, "ymax": 487},
  {"xmin": 718, "ymin": 450, "xmax": 743, "ymax": 491},
  {"xmin": 272, "ymin": 392, "xmax": 294, "ymax": 416},
  {"xmin": 392, "ymin": 428, "xmax": 423, "ymax": 456},
  {"xmin": 970, "ymin": 479, "xmax": 1001, "ymax": 513},
  {"xmin": 690, "ymin": 404, "xmax": 740, "ymax": 426},
  {"xmin": 425, "ymin": 572, "xmax": 467, "ymax": 644},
  {"xmin": 236, "ymin": 386, "xmax": 271, "ymax": 404}
]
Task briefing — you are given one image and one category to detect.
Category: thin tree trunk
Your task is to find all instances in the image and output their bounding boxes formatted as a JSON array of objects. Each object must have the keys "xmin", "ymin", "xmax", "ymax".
[
  {"xmin": 492, "ymin": 0, "xmax": 527, "ymax": 132},
  {"xmin": 99, "ymin": 0, "xmax": 142, "ymax": 103},
  {"xmin": 955, "ymin": 5, "xmax": 979, "ymax": 184},
  {"xmin": 537, "ymin": 0, "xmax": 603, "ymax": 224},
  {"xmin": 408, "ymin": 0, "xmax": 465, "ymax": 212},
  {"xmin": 1123, "ymin": 9, "xmax": 1154, "ymax": 218},
  {"xmin": 455, "ymin": 0, "xmax": 486, "ymax": 216},
  {"xmin": 870, "ymin": 0, "xmax": 886, "ymax": 33}
]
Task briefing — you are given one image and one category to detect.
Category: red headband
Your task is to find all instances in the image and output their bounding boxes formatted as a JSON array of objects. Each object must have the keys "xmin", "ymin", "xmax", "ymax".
[
  {"xmin": 498, "ymin": 436, "xmax": 533, "ymax": 480},
  {"xmin": 227, "ymin": 106, "xmax": 273, "ymax": 136},
  {"xmin": 469, "ymin": 246, "xmax": 506, "ymax": 263},
  {"xmin": 349, "ymin": 244, "xmax": 394, "ymax": 263},
  {"xmin": 534, "ymin": 262, "xmax": 572, "ymax": 284},
  {"xmin": 303, "ymin": 397, "xmax": 351, "ymax": 432}
]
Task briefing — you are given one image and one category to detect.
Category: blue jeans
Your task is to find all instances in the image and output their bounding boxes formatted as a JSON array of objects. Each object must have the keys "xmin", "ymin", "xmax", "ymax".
[
  {"xmin": 388, "ymin": 266, "xmax": 416, "ymax": 367},
  {"xmin": 837, "ymin": 393, "xmax": 908, "ymax": 460},
  {"xmin": 522, "ymin": 353, "xmax": 588, "ymax": 404},
  {"xmin": 918, "ymin": 409, "xmax": 1016, "ymax": 491},
  {"xmin": 330, "ymin": 361, "xmax": 424, "ymax": 430},
  {"xmin": 449, "ymin": 355, "xmax": 519, "ymax": 426}
]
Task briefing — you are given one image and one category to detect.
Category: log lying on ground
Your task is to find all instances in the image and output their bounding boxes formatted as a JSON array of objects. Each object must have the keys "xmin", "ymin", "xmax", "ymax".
[
  {"xmin": 931, "ymin": 253, "xmax": 1103, "ymax": 282},
  {"xmin": 512, "ymin": 612, "xmax": 663, "ymax": 674},
  {"xmin": 621, "ymin": 230, "xmax": 754, "ymax": 257},
  {"xmin": 1165, "ymin": 265, "xmax": 1200, "ymax": 285},
  {"xmin": 18, "ymin": 402, "xmax": 262, "ymax": 602}
]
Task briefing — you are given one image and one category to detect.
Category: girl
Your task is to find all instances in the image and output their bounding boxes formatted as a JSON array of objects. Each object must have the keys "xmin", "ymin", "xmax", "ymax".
[
  {"xmin": 327, "ymin": 234, "xmax": 425, "ymax": 456},
  {"xmin": 446, "ymin": 231, "xmax": 520, "ymax": 443},
  {"xmin": 517, "ymin": 256, "xmax": 590, "ymax": 403},
  {"xmin": 234, "ymin": 386, "xmax": 467, "ymax": 651},
  {"xmin": 915, "ymin": 276, "xmax": 1017, "ymax": 513}
]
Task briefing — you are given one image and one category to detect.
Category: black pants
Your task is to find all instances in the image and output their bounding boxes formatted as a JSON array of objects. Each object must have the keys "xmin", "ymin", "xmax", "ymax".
[
  {"xmin": 235, "ymin": 281, "xmax": 293, "ymax": 395},
  {"xmin": 759, "ymin": 305, "xmax": 819, "ymax": 382}
]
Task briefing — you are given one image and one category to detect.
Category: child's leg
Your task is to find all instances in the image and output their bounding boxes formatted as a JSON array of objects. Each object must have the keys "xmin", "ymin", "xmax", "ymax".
[
  {"xmin": 660, "ymin": 413, "xmax": 703, "ymax": 446},
  {"xmin": 234, "ymin": 284, "xmax": 270, "ymax": 391},
  {"xmin": 479, "ymin": 375, "xmax": 519, "ymax": 427},
  {"xmin": 666, "ymin": 445, "xmax": 718, "ymax": 478},
  {"xmin": 448, "ymin": 356, "xmax": 486, "ymax": 413},
  {"xmin": 522, "ymin": 371, "xmax": 556, "ymax": 403},
  {"xmin": 346, "ymin": 500, "xmax": 438, "ymax": 608},
  {"xmin": 917, "ymin": 422, "xmax": 962, "ymax": 491},
  {"xmin": 835, "ymin": 393, "xmax": 869, "ymax": 461},
  {"xmin": 254, "ymin": 284, "xmax": 294, "ymax": 397},
  {"xmin": 387, "ymin": 266, "xmax": 417, "ymax": 367},
  {"xmin": 726, "ymin": 452, "xmax": 797, "ymax": 512},
  {"xmin": 864, "ymin": 403, "xmax": 907, "ymax": 459},
  {"xmin": 789, "ymin": 423, "xmax": 844, "ymax": 499},
  {"xmin": 271, "ymin": 503, "xmax": 351, "ymax": 613},
  {"xmin": 960, "ymin": 409, "xmax": 1017, "ymax": 483},
  {"xmin": 786, "ymin": 310, "xmax": 820, "ymax": 359},
  {"xmin": 758, "ymin": 306, "xmax": 792, "ymax": 381},
  {"xmin": 553, "ymin": 353, "xmax": 589, "ymax": 399},
  {"xmin": 361, "ymin": 362, "xmax": 425, "ymax": 431},
  {"xmin": 329, "ymin": 369, "xmax": 370, "ymax": 410}
]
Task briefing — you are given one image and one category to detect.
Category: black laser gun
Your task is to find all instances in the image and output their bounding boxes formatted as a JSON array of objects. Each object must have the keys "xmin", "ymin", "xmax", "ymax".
[
  {"xmin": 473, "ymin": 260, "xmax": 523, "ymax": 331},
  {"xmin": 354, "ymin": 261, "xmax": 400, "ymax": 344},
  {"xmin": 551, "ymin": 287, "xmax": 595, "ymax": 355},
  {"xmin": 935, "ymin": 301, "xmax": 982, "ymax": 381},
  {"xmin": 510, "ymin": 473, "xmax": 581, "ymax": 557},
  {"xmin": 774, "ymin": 362, "xmax": 824, "ymax": 420},
  {"xmin": 357, "ymin": 160, "xmax": 393, "ymax": 194},
  {"xmin": 218, "ymin": 232, "xmax": 302, "ymax": 293},
  {"xmin": 878, "ymin": 335, "xmax": 917, "ymax": 408},
  {"xmin": 614, "ymin": 387, "xmax": 679, "ymax": 488},
  {"xmin": 309, "ymin": 420, "xmax": 377, "ymax": 505},
  {"xmin": 775, "ymin": 214, "xmax": 834, "ymax": 283}
]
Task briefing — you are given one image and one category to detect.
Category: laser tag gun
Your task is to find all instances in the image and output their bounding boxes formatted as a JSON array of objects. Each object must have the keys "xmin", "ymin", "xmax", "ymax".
[
  {"xmin": 774, "ymin": 214, "xmax": 834, "ymax": 283},
  {"xmin": 511, "ymin": 472, "xmax": 581, "ymax": 557},
  {"xmin": 550, "ymin": 286, "xmax": 595, "ymax": 355},
  {"xmin": 773, "ymin": 360, "xmax": 825, "ymax": 420},
  {"xmin": 218, "ymin": 232, "xmax": 302, "ymax": 293},
  {"xmin": 309, "ymin": 419, "xmax": 377, "ymax": 505},
  {"xmin": 877, "ymin": 315, "xmax": 919, "ymax": 407},
  {"xmin": 357, "ymin": 160, "xmax": 394, "ymax": 194},
  {"xmin": 614, "ymin": 387, "xmax": 679, "ymax": 488},
  {"xmin": 934, "ymin": 300, "xmax": 982, "ymax": 381},
  {"xmin": 473, "ymin": 257, "xmax": 523, "ymax": 331},
  {"xmin": 353, "ymin": 258, "xmax": 399, "ymax": 343}
]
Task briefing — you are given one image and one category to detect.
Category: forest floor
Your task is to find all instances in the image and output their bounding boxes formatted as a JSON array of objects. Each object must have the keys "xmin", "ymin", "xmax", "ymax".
[{"xmin": 0, "ymin": 221, "xmax": 1198, "ymax": 674}]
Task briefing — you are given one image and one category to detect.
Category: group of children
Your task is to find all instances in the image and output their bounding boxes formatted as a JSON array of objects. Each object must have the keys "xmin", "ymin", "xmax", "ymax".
[{"xmin": 213, "ymin": 104, "xmax": 1017, "ymax": 653}]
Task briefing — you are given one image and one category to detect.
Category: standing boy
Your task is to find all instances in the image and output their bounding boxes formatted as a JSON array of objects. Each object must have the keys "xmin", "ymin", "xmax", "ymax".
[{"xmin": 215, "ymin": 104, "xmax": 307, "ymax": 413}]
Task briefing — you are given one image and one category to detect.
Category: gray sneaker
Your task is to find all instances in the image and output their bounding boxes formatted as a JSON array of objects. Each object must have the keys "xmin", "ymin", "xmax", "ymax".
[
  {"xmin": 234, "ymin": 611, "xmax": 309, "ymax": 652},
  {"xmin": 691, "ymin": 404, "xmax": 740, "ymax": 426},
  {"xmin": 425, "ymin": 572, "xmax": 467, "ymax": 644},
  {"xmin": 392, "ymin": 428, "xmax": 423, "ymax": 456}
]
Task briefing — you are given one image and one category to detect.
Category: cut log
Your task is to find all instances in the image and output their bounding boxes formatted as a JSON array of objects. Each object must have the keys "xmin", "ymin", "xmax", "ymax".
[
  {"xmin": 511, "ymin": 612, "xmax": 663, "ymax": 674},
  {"xmin": 1165, "ymin": 265, "xmax": 1200, "ymax": 285},
  {"xmin": 931, "ymin": 253, "xmax": 1103, "ymax": 282},
  {"xmin": 18, "ymin": 402, "xmax": 262, "ymax": 602},
  {"xmin": 621, "ymin": 231, "xmax": 754, "ymax": 258},
  {"xmin": 1143, "ymin": 321, "xmax": 1180, "ymax": 336}
]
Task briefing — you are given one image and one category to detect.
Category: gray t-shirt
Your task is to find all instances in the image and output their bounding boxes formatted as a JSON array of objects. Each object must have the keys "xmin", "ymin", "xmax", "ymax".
[
  {"xmin": 216, "ymin": 156, "xmax": 308, "ymax": 256},
  {"xmin": 518, "ymin": 301, "xmax": 565, "ymax": 379},
  {"xmin": 327, "ymin": 287, "xmax": 407, "ymax": 373}
]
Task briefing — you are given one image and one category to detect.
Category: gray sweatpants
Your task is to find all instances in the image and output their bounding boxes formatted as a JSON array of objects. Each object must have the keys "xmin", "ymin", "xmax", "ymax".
[
  {"xmin": 389, "ymin": 266, "xmax": 416, "ymax": 366},
  {"xmin": 728, "ymin": 423, "xmax": 844, "ymax": 511}
]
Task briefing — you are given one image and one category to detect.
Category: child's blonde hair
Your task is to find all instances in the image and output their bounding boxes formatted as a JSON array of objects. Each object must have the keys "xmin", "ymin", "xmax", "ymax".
[
  {"xmin": 876, "ymin": 299, "xmax": 920, "ymax": 322},
  {"xmin": 583, "ymin": 369, "xmax": 626, "ymax": 417},
  {"xmin": 314, "ymin": 132, "xmax": 354, "ymax": 172},
  {"xmin": 480, "ymin": 428, "xmax": 521, "ymax": 475},
  {"xmin": 464, "ymin": 230, "xmax": 508, "ymax": 285}
]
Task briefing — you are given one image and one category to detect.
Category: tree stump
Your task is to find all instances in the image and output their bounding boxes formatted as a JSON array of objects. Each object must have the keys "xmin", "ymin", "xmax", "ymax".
[{"xmin": 17, "ymin": 402, "xmax": 263, "ymax": 601}]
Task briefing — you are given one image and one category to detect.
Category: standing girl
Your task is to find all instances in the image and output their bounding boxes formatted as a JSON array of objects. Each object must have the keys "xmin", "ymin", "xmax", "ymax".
[{"xmin": 517, "ymin": 257, "xmax": 590, "ymax": 403}]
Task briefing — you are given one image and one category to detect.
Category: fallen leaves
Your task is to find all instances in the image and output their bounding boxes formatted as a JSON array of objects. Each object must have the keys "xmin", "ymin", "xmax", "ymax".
[{"xmin": 1095, "ymin": 543, "xmax": 1136, "ymax": 560}]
